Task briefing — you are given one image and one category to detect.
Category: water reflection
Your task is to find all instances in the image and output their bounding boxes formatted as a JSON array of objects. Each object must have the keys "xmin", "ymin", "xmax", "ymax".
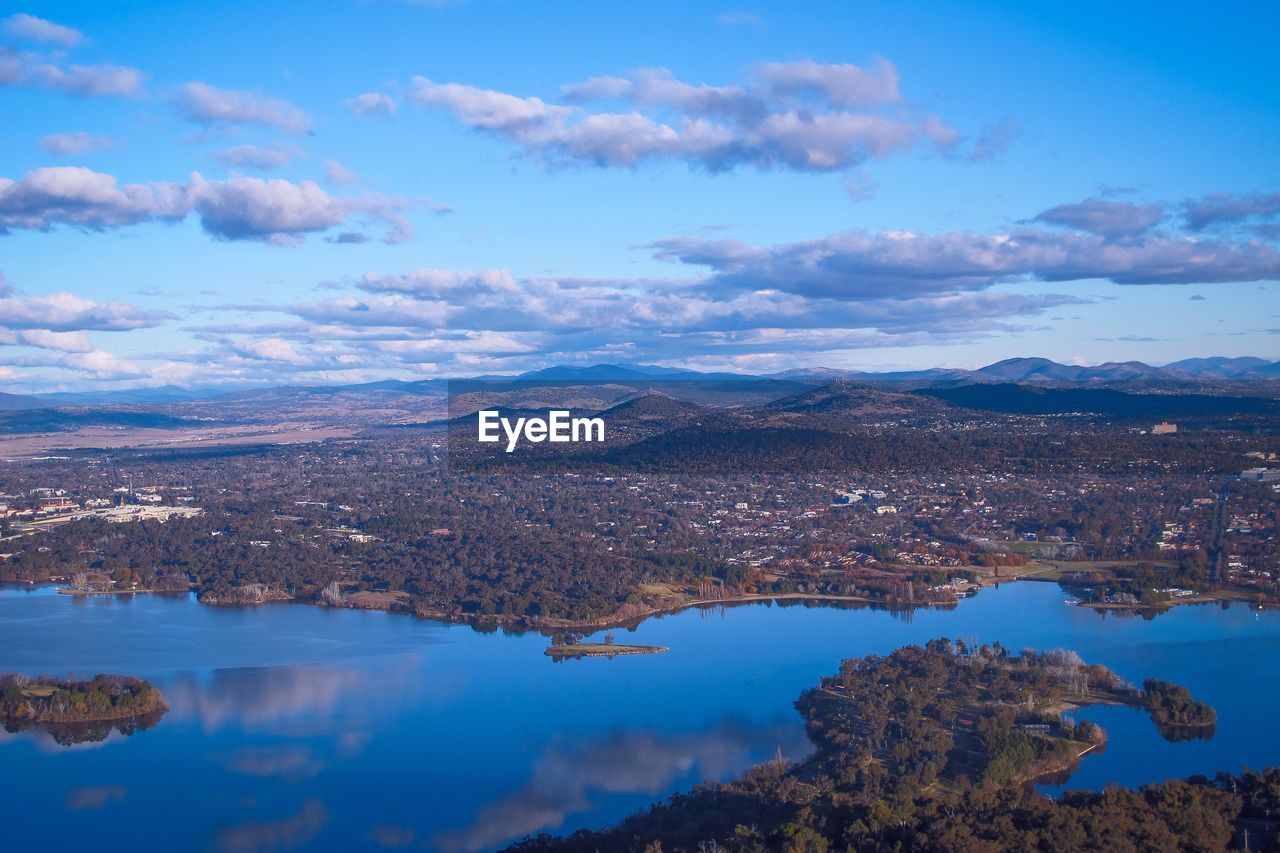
[
  {"xmin": 64, "ymin": 784, "xmax": 128, "ymax": 810},
  {"xmin": 165, "ymin": 654, "xmax": 425, "ymax": 733},
  {"xmin": 216, "ymin": 800, "xmax": 329, "ymax": 852},
  {"xmin": 1, "ymin": 708, "xmax": 164, "ymax": 748},
  {"xmin": 215, "ymin": 744, "xmax": 329, "ymax": 781},
  {"xmin": 435, "ymin": 717, "xmax": 811, "ymax": 852},
  {"xmin": 2, "ymin": 581, "xmax": 1279, "ymax": 851}
]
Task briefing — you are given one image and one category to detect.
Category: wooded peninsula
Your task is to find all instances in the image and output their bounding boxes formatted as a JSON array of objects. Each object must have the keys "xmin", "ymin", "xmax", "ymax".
[{"xmin": 506, "ymin": 639, "xmax": 1259, "ymax": 852}]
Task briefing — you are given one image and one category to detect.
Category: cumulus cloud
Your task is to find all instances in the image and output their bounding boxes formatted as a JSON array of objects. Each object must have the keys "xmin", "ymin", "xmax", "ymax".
[
  {"xmin": 175, "ymin": 82, "xmax": 312, "ymax": 133},
  {"xmin": 1184, "ymin": 191, "xmax": 1280, "ymax": 232},
  {"xmin": 224, "ymin": 336, "xmax": 311, "ymax": 364},
  {"xmin": 754, "ymin": 58, "xmax": 900, "ymax": 106},
  {"xmin": 5, "ymin": 13, "xmax": 83, "ymax": 46},
  {"xmin": 0, "ymin": 167, "xmax": 189, "ymax": 232},
  {"xmin": 0, "ymin": 291, "xmax": 169, "ymax": 332},
  {"xmin": 213, "ymin": 142, "xmax": 303, "ymax": 170},
  {"xmin": 188, "ymin": 174, "xmax": 410, "ymax": 245},
  {"xmin": 39, "ymin": 131, "xmax": 111, "ymax": 156},
  {"xmin": 1034, "ymin": 197, "xmax": 1165, "ymax": 237},
  {"xmin": 185, "ymin": 187, "xmax": 1280, "ymax": 381},
  {"xmin": 197, "ymin": 262, "xmax": 1079, "ymax": 383},
  {"xmin": 357, "ymin": 268, "xmax": 519, "ymax": 297},
  {"xmin": 345, "ymin": 91, "xmax": 397, "ymax": 118},
  {"xmin": 41, "ymin": 62, "xmax": 141, "ymax": 96},
  {"xmin": 0, "ymin": 346, "xmax": 149, "ymax": 381},
  {"xmin": 647, "ymin": 226, "xmax": 1280, "ymax": 298},
  {"xmin": 0, "ymin": 47, "xmax": 143, "ymax": 97},
  {"xmin": 20, "ymin": 185, "xmax": 1277, "ymax": 388},
  {"xmin": 0, "ymin": 328, "xmax": 94, "ymax": 352},
  {"xmin": 406, "ymin": 59, "xmax": 956, "ymax": 172},
  {"xmin": 0, "ymin": 273, "xmax": 171, "ymax": 386},
  {"xmin": 0, "ymin": 166, "xmax": 410, "ymax": 244}
]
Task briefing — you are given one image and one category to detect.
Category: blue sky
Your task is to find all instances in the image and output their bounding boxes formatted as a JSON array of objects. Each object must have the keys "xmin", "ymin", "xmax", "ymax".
[{"xmin": 0, "ymin": 0, "xmax": 1277, "ymax": 391}]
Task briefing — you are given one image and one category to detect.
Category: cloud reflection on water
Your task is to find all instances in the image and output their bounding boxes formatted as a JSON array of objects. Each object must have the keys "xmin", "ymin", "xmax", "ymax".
[
  {"xmin": 216, "ymin": 799, "xmax": 329, "ymax": 852},
  {"xmin": 435, "ymin": 716, "xmax": 811, "ymax": 852},
  {"xmin": 164, "ymin": 653, "xmax": 428, "ymax": 734}
]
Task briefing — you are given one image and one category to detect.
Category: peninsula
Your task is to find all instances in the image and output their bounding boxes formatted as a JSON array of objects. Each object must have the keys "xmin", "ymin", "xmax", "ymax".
[{"xmin": 506, "ymin": 639, "xmax": 1243, "ymax": 851}]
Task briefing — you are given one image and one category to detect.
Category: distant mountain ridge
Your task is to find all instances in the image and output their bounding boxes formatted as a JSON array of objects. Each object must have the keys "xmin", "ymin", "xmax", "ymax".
[
  {"xmin": 917, "ymin": 382, "xmax": 1280, "ymax": 418},
  {"xmin": 5, "ymin": 356, "xmax": 1277, "ymax": 407}
]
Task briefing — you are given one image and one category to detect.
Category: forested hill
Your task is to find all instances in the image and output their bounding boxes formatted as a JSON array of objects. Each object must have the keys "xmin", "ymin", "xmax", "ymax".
[{"xmin": 915, "ymin": 383, "xmax": 1280, "ymax": 418}]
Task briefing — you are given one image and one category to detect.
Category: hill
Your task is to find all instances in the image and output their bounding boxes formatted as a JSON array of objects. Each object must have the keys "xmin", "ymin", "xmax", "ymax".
[
  {"xmin": 760, "ymin": 381, "xmax": 956, "ymax": 422},
  {"xmin": 915, "ymin": 383, "xmax": 1280, "ymax": 418}
]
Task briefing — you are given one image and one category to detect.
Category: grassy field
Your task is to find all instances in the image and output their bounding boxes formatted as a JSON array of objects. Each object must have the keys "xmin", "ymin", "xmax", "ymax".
[
  {"xmin": 20, "ymin": 684, "xmax": 56, "ymax": 697},
  {"xmin": 1001, "ymin": 558, "xmax": 1179, "ymax": 582}
]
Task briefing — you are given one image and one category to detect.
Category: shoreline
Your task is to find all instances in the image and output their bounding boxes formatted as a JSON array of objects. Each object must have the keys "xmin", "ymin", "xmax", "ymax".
[
  {"xmin": 7, "ymin": 576, "xmax": 953, "ymax": 634},
  {"xmin": 411, "ymin": 590, "xmax": 943, "ymax": 634},
  {"xmin": 13, "ymin": 571, "xmax": 1275, "ymax": 636},
  {"xmin": 57, "ymin": 587, "xmax": 162, "ymax": 596}
]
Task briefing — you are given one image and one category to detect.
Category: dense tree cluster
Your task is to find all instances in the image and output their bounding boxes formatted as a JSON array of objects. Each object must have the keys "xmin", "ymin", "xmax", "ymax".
[
  {"xmin": 0, "ymin": 673, "xmax": 165, "ymax": 724},
  {"xmin": 1144, "ymin": 679, "xmax": 1217, "ymax": 734}
]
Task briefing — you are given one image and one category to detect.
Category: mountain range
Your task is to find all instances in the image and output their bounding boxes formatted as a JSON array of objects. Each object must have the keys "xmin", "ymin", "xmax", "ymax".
[{"xmin": 0, "ymin": 356, "xmax": 1276, "ymax": 412}]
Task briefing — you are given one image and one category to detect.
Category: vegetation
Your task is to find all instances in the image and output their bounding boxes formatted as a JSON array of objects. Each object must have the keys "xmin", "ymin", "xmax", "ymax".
[
  {"xmin": 1144, "ymin": 679, "xmax": 1217, "ymax": 737},
  {"xmin": 544, "ymin": 642, "xmax": 668, "ymax": 659},
  {"xmin": 1, "ymin": 395, "xmax": 1275, "ymax": 629},
  {"xmin": 0, "ymin": 673, "xmax": 166, "ymax": 726},
  {"xmin": 504, "ymin": 640, "xmax": 1249, "ymax": 852}
]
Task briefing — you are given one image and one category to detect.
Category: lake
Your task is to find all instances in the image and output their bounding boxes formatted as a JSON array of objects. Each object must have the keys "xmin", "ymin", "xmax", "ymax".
[{"xmin": 2, "ymin": 581, "xmax": 1278, "ymax": 851}]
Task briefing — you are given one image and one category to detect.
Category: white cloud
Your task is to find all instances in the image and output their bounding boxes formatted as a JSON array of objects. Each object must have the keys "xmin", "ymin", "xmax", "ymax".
[
  {"xmin": 755, "ymin": 58, "xmax": 900, "ymax": 107},
  {"xmin": 0, "ymin": 290, "xmax": 171, "ymax": 331},
  {"xmin": 0, "ymin": 48, "xmax": 143, "ymax": 97},
  {"xmin": 0, "ymin": 328, "xmax": 93, "ymax": 352},
  {"xmin": 227, "ymin": 336, "xmax": 310, "ymax": 364},
  {"xmin": 42, "ymin": 62, "xmax": 141, "ymax": 96},
  {"xmin": 175, "ymin": 82, "xmax": 312, "ymax": 133},
  {"xmin": 0, "ymin": 167, "xmax": 410, "ymax": 244},
  {"xmin": 345, "ymin": 91, "xmax": 397, "ymax": 118},
  {"xmin": 406, "ymin": 60, "xmax": 955, "ymax": 172},
  {"xmin": 213, "ymin": 143, "xmax": 304, "ymax": 170},
  {"xmin": 0, "ymin": 167, "xmax": 188, "ymax": 232},
  {"xmin": 647, "ymin": 224, "xmax": 1280, "ymax": 298},
  {"xmin": 1035, "ymin": 197, "xmax": 1164, "ymax": 237},
  {"xmin": 189, "ymin": 174, "xmax": 410, "ymax": 244},
  {"xmin": 4, "ymin": 13, "xmax": 84, "ymax": 46},
  {"xmin": 40, "ymin": 132, "xmax": 112, "ymax": 156}
]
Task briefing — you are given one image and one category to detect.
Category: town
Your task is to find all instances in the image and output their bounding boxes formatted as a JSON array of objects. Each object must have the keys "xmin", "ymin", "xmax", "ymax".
[{"xmin": 2, "ymin": 402, "xmax": 1275, "ymax": 621}]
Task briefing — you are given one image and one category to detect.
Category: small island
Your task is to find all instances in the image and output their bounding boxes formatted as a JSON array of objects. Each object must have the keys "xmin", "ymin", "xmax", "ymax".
[
  {"xmin": 545, "ymin": 630, "xmax": 669, "ymax": 660},
  {"xmin": 545, "ymin": 642, "xmax": 668, "ymax": 660},
  {"xmin": 1, "ymin": 673, "xmax": 167, "ymax": 743}
]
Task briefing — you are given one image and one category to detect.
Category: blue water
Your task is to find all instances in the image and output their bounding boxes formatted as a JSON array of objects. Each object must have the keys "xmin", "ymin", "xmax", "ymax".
[{"xmin": 1, "ymin": 581, "xmax": 1277, "ymax": 851}]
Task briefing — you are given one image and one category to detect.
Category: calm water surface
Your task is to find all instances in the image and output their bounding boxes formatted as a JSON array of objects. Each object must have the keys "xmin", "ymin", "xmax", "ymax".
[{"xmin": 1, "ymin": 581, "xmax": 1277, "ymax": 851}]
